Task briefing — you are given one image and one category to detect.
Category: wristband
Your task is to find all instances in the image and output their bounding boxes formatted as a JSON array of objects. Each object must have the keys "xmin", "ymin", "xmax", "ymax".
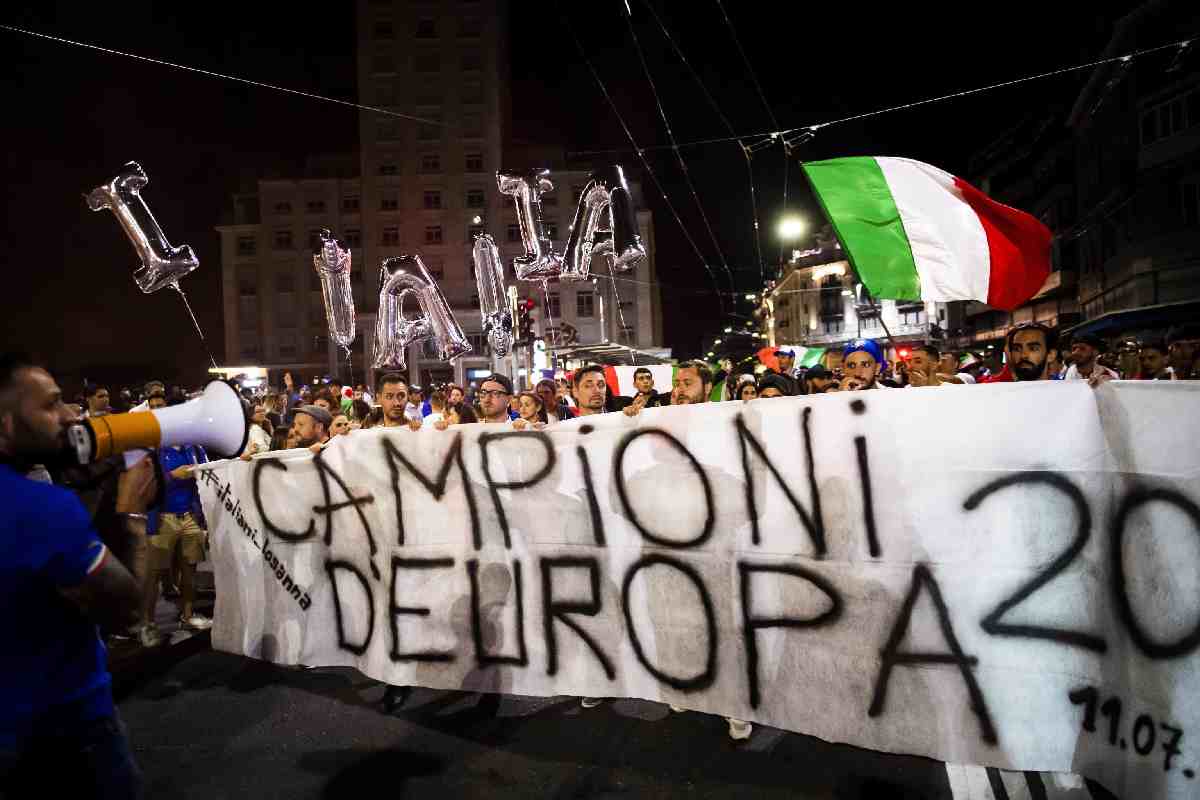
[{"xmin": 116, "ymin": 512, "xmax": 149, "ymax": 522}]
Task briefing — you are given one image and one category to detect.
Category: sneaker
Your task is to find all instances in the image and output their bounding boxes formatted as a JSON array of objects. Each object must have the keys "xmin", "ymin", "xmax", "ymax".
[
  {"xmin": 727, "ymin": 718, "xmax": 753, "ymax": 741},
  {"xmin": 179, "ymin": 613, "xmax": 213, "ymax": 631},
  {"xmin": 580, "ymin": 697, "xmax": 604, "ymax": 709},
  {"xmin": 138, "ymin": 624, "xmax": 162, "ymax": 648}
]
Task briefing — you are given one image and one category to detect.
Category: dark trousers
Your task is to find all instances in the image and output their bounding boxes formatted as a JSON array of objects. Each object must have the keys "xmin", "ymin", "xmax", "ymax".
[{"xmin": 1, "ymin": 713, "xmax": 142, "ymax": 800}]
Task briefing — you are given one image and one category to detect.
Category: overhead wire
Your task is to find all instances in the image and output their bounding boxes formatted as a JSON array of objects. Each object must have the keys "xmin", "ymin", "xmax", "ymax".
[
  {"xmin": 0, "ymin": 23, "xmax": 445, "ymax": 126},
  {"xmin": 618, "ymin": 0, "xmax": 737, "ymax": 299},
  {"xmin": 557, "ymin": 3, "xmax": 728, "ymax": 315},
  {"xmin": 636, "ymin": 0, "xmax": 768, "ymax": 286},
  {"xmin": 567, "ymin": 37, "xmax": 1194, "ymax": 157}
]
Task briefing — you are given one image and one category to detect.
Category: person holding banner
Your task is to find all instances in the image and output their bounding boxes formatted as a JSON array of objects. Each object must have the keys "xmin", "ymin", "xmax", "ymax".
[
  {"xmin": 981, "ymin": 323, "xmax": 1056, "ymax": 383},
  {"xmin": 377, "ymin": 373, "xmax": 422, "ymax": 432}
]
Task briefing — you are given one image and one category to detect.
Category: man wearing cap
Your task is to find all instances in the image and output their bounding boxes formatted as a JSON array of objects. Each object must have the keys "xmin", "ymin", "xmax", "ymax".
[
  {"xmin": 770, "ymin": 348, "xmax": 801, "ymax": 396},
  {"xmin": 292, "ymin": 405, "xmax": 331, "ymax": 449},
  {"xmin": 838, "ymin": 339, "xmax": 888, "ymax": 391},
  {"xmin": 756, "ymin": 372, "xmax": 794, "ymax": 398},
  {"xmin": 1064, "ymin": 334, "xmax": 1117, "ymax": 385},
  {"xmin": 477, "ymin": 373, "xmax": 515, "ymax": 424},
  {"xmin": 804, "ymin": 365, "xmax": 837, "ymax": 394}
]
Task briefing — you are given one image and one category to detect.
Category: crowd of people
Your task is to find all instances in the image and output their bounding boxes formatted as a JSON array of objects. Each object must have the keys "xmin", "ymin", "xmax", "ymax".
[{"xmin": 3, "ymin": 319, "xmax": 1198, "ymax": 795}]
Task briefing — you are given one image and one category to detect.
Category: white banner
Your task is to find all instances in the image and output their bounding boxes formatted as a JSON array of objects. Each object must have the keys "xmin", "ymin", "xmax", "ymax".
[{"xmin": 198, "ymin": 382, "xmax": 1200, "ymax": 799}]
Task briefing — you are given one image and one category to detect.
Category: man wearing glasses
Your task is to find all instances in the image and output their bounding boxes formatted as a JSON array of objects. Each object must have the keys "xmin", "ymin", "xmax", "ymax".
[{"xmin": 477, "ymin": 373, "xmax": 515, "ymax": 424}]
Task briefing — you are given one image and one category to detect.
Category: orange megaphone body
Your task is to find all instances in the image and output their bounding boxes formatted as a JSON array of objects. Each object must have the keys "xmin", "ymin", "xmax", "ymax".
[{"xmin": 67, "ymin": 380, "xmax": 249, "ymax": 464}]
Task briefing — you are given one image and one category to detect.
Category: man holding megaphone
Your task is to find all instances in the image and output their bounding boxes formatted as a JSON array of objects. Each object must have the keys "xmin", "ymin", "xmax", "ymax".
[{"xmin": 0, "ymin": 354, "xmax": 158, "ymax": 797}]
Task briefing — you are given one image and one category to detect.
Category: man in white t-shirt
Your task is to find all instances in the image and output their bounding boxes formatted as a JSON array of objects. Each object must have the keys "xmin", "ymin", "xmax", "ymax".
[{"xmin": 1063, "ymin": 334, "xmax": 1117, "ymax": 385}]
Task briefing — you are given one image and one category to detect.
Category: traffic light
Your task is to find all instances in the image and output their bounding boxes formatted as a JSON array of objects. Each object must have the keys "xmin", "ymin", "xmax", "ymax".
[{"xmin": 516, "ymin": 297, "xmax": 536, "ymax": 343}]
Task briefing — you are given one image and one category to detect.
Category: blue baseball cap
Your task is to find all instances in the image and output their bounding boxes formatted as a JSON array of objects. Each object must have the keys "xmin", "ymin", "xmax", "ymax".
[{"xmin": 843, "ymin": 338, "xmax": 887, "ymax": 370}]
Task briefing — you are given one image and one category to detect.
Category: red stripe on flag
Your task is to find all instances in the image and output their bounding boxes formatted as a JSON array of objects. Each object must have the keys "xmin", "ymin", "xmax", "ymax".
[
  {"xmin": 603, "ymin": 365, "xmax": 620, "ymax": 397},
  {"xmin": 953, "ymin": 177, "xmax": 1052, "ymax": 311}
]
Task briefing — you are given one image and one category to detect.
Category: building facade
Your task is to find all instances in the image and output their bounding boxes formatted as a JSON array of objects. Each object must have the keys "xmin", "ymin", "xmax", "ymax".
[
  {"xmin": 216, "ymin": 0, "xmax": 665, "ymax": 391},
  {"xmin": 762, "ymin": 238, "xmax": 947, "ymax": 367}
]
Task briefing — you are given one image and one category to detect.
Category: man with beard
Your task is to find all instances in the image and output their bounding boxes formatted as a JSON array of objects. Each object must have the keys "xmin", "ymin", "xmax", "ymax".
[
  {"xmin": 837, "ymin": 339, "xmax": 888, "ymax": 391},
  {"xmin": 291, "ymin": 405, "xmax": 331, "ymax": 450},
  {"xmin": 670, "ymin": 361, "xmax": 713, "ymax": 405},
  {"xmin": 982, "ymin": 323, "xmax": 1057, "ymax": 383},
  {"xmin": 573, "ymin": 365, "xmax": 609, "ymax": 417},
  {"xmin": 377, "ymin": 372, "xmax": 422, "ymax": 431},
  {"xmin": 1063, "ymin": 334, "xmax": 1117, "ymax": 385},
  {"xmin": 1, "ymin": 354, "xmax": 157, "ymax": 797}
]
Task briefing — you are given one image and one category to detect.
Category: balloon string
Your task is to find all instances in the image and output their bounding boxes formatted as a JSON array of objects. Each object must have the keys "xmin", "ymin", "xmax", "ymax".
[
  {"xmin": 174, "ymin": 285, "xmax": 218, "ymax": 370},
  {"xmin": 344, "ymin": 346, "xmax": 354, "ymax": 386}
]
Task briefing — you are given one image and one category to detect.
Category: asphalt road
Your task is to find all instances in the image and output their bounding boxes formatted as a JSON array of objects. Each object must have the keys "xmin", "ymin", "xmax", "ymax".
[{"xmin": 117, "ymin": 650, "xmax": 958, "ymax": 799}]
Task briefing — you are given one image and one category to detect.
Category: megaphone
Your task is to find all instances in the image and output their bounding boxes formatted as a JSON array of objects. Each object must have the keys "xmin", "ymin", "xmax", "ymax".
[{"xmin": 66, "ymin": 380, "xmax": 250, "ymax": 464}]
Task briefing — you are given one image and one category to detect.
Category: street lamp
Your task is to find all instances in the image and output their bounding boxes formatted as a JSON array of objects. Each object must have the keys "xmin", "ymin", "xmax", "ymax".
[
  {"xmin": 723, "ymin": 326, "xmax": 732, "ymax": 333},
  {"xmin": 777, "ymin": 216, "xmax": 806, "ymax": 241}
]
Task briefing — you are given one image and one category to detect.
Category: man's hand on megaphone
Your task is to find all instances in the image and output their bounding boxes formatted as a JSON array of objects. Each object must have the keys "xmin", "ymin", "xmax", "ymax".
[{"xmin": 116, "ymin": 457, "xmax": 157, "ymax": 513}]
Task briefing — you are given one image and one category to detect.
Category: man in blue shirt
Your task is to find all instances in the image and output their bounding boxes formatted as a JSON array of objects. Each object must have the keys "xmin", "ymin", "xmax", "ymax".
[
  {"xmin": 0, "ymin": 353, "xmax": 156, "ymax": 798},
  {"xmin": 138, "ymin": 390, "xmax": 212, "ymax": 647}
]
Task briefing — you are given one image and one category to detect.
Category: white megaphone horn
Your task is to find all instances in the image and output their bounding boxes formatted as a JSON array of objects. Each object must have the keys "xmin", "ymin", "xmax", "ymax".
[{"xmin": 66, "ymin": 380, "xmax": 250, "ymax": 464}]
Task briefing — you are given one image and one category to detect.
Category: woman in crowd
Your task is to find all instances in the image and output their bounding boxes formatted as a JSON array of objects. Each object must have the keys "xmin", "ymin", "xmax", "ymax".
[
  {"xmin": 444, "ymin": 402, "xmax": 478, "ymax": 426},
  {"xmin": 330, "ymin": 413, "xmax": 351, "ymax": 437},
  {"xmin": 735, "ymin": 379, "xmax": 758, "ymax": 401},
  {"xmin": 516, "ymin": 391, "xmax": 548, "ymax": 426},
  {"xmin": 242, "ymin": 403, "xmax": 274, "ymax": 457},
  {"xmin": 535, "ymin": 379, "xmax": 564, "ymax": 423}
]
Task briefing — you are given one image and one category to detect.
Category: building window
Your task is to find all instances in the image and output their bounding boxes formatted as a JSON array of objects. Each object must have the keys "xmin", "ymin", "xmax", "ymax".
[
  {"xmin": 236, "ymin": 235, "xmax": 256, "ymax": 256},
  {"xmin": 380, "ymin": 192, "xmax": 399, "ymax": 211},
  {"xmin": 342, "ymin": 195, "xmax": 360, "ymax": 212},
  {"xmin": 376, "ymin": 118, "xmax": 402, "ymax": 141},
  {"xmin": 350, "ymin": 267, "xmax": 363, "ymax": 284},
  {"xmin": 371, "ymin": 53, "xmax": 395, "ymax": 74},
  {"xmin": 414, "ymin": 53, "xmax": 440, "ymax": 73},
  {"xmin": 819, "ymin": 275, "xmax": 843, "ymax": 319},
  {"xmin": 311, "ymin": 333, "xmax": 329, "ymax": 357},
  {"xmin": 460, "ymin": 52, "xmax": 482, "ymax": 72},
  {"xmin": 382, "ymin": 227, "xmax": 400, "ymax": 246},
  {"xmin": 467, "ymin": 224, "xmax": 484, "ymax": 241},
  {"xmin": 273, "ymin": 229, "xmax": 293, "ymax": 250},
  {"xmin": 621, "ymin": 326, "xmax": 636, "ymax": 343},
  {"xmin": 425, "ymin": 225, "xmax": 443, "ymax": 245},
  {"xmin": 415, "ymin": 18, "xmax": 436, "ymax": 38},
  {"xmin": 305, "ymin": 199, "xmax": 326, "ymax": 214},
  {"xmin": 240, "ymin": 345, "xmax": 260, "ymax": 360},
  {"xmin": 345, "ymin": 229, "xmax": 362, "ymax": 248},
  {"xmin": 279, "ymin": 336, "xmax": 297, "ymax": 359},
  {"xmin": 418, "ymin": 122, "xmax": 441, "ymax": 141},
  {"xmin": 1171, "ymin": 178, "xmax": 1200, "ymax": 224},
  {"xmin": 467, "ymin": 331, "xmax": 487, "ymax": 353},
  {"xmin": 238, "ymin": 278, "xmax": 257, "ymax": 297},
  {"xmin": 547, "ymin": 292, "xmax": 561, "ymax": 318},
  {"xmin": 378, "ymin": 160, "xmax": 399, "ymax": 176},
  {"xmin": 462, "ymin": 81, "xmax": 484, "ymax": 104},
  {"xmin": 426, "ymin": 258, "xmax": 445, "ymax": 279},
  {"xmin": 462, "ymin": 113, "xmax": 483, "ymax": 138},
  {"xmin": 423, "ymin": 190, "xmax": 443, "ymax": 210},
  {"xmin": 420, "ymin": 153, "xmax": 441, "ymax": 173},
  {"xmin": 458, "ymin": 17, "xmax": 482, "ymax": 38},
  {"xmin": 465, "ymin": 189, "xmax": 485, "ymax": 208},
  {"xmin": 276, "ymin": 274, "xmax": 295, "ymax": 293},
  {"xmin": 897, "ymin": 302, "xmax": 925, "ymax": 326},
  {"xmin": 1141, "ymin": 88, "xmax": 1198, "ymax": 146},
  {"xmin": 308, "ymin": 229, "xmax": 327, "ymax": 250},
  {"xmin": 506, "ymin": 223, "xmax": 520, "ymax": 243},
  {"xmin": 576, "ymin": 292, "xmax": 595, "ymax": 318},
  {"xmin": 273, "ymin": 201, "xmax": 292, "ymax": 215},
  {"xmin": 465, "ymin": 152, "xmax": 484, "ymax": 172},
  {"xmin": 374, "ymin": 80, "xmax": 398, "ymax": 106},
  {"xmin": 372, "ymin": 20, "xmax": 394, "ymax": 39}
]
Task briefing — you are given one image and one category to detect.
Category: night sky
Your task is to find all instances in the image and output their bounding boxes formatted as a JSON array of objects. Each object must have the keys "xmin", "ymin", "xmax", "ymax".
[{"xmin": 1, "ymin": 1, "xmax": 1137, "ymax": 391}]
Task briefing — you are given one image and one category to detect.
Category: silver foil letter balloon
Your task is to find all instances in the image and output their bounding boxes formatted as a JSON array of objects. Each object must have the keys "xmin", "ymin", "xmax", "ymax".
[
  {"xmin": 496, "ymin": 168, "xmax": 563, "ymax": 280},
  {"xmin": 312, "ymin": 230, "xmax": 356, "ymax": 353},
  {"xmin": 563, "ymin": 164, "xmax": 646, "ymax": 279},
  {"xmin": 472, "ymin": 233, "xmax": 513, "ymax": 357},
  {"xmin": 86, "ymin": 161, "xmax": 200, "ymax": 294},
  {"xmin": 373, "ymin": 254, "xmax": 471, "ymax": 370}
]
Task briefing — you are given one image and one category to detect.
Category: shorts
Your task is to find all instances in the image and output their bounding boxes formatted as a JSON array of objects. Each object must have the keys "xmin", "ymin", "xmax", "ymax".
[{"xmin": 149, "ymin": 512, "xmax": 206, "ymax": 570}]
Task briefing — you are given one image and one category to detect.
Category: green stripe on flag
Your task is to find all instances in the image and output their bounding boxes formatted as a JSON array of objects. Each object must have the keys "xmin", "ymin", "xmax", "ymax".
[
  {"xmin": 796, "ymin": 347, "xmax": 825, "ymax": 368},
  {"xmin": 802, "ymin": 157, "xmax": 922, "ymax": 302}
]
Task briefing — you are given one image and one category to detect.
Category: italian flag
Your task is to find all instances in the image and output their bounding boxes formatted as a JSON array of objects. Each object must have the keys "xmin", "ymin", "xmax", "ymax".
[
  {"xmin": 756, "ymin": 345, "xmax": 825, "ymax": 371},
  {"xmin": 802, "ymin": 157, "xmax": 1053, "ymax": 311}
]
